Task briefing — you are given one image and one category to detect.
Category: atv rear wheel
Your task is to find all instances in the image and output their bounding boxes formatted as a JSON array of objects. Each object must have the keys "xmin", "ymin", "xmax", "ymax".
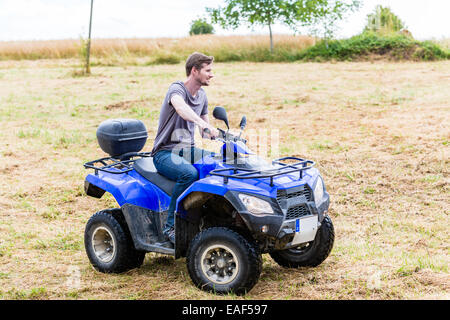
[
  {"xmin": 84, "ymin": 209, "xmax": 145, "ymax": 273},
  {"xmin": 186, "ymin": 227, "xmax": 262, "ymax": 295},
  {"xmin": 270, "ymin": 215, "xmax": 334, "ymax": 268}
]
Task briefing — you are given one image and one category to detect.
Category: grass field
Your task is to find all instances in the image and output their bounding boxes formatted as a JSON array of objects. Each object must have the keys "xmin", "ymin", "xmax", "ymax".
[
  {"xmin": 0, "ymin": 35, "xmax": 316, "ymax": 64},
  {"xmin": 1, "ymin": 35, "xmax": 449, "ymax": 64},
  {"xmin": 0, "ymin": 58, "xmax": 449, "ymax": 300}
]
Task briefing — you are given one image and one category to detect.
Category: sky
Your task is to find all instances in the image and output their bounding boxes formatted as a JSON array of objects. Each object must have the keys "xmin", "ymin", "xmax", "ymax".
[{"xmin": 0, "ymin": 0, "xmax": 449, "ymax": 41}]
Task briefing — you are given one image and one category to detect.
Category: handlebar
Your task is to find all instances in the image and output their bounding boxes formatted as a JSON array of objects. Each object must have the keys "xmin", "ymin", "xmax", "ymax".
[
  {"xmin": 203, "ymin": 127, "xmax": 247, "ymax": 144},
  {"xmin": 218, "ymin": 128, "xmax": 247, "ymax": 144}
]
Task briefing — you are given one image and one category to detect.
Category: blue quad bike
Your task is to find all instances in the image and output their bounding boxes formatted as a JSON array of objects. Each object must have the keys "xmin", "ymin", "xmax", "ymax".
[{"xmin": 83, "ymin": 107, "xmax": 334, "ymax": 295}]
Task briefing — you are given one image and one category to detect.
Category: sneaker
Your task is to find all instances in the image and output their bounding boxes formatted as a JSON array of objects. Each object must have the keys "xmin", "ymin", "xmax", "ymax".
[{"xmin": 164, "ymin": 227, "xmax": 175, "ymax": 245}]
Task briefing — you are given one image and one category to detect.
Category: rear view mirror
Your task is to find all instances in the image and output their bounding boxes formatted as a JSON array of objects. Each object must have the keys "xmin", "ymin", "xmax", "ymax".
[
  {"xmin": 212, "ymin": 106, "xmax": 229, "ymax": 130},
  {"xmin": 239, "ymin": 116, "xmax": 247, "ymax": 130}
]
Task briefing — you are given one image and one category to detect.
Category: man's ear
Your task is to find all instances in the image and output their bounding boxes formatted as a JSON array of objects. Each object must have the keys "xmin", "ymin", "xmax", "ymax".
[{"xmin": 191, "ymin": 66, "xmax": 199, "ymax": 76}]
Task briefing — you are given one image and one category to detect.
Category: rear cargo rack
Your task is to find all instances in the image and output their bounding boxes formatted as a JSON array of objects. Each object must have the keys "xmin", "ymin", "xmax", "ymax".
[
  {"xmin": 209, "ymin": 157, "xmax": 315, "ymax": 187},
  {"xmin": 84, "ymin": 152, "xmax": 151, "ymax": 175}
]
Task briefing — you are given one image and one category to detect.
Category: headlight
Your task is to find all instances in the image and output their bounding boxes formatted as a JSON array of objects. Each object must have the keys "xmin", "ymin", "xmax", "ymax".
[
  {"xmin": 238, "ymin": 194, "xmax": 274, "ymax": 215},
  {"xmin": 314, "ymin": 176, "xmax": 324, "ymax": 206}
]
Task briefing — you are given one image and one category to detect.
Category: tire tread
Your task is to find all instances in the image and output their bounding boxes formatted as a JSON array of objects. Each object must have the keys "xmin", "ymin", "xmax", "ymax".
[
  {"xmin": 84, "ymin": 209, "xmax": 145, "ymax": 273},
  {"xmin": 270, "ymin": 215, "xmax": 334, "ymax": 268},
  {"xmin": 186, "ymin": 227, "xmax": 261, "ymax": 295}
]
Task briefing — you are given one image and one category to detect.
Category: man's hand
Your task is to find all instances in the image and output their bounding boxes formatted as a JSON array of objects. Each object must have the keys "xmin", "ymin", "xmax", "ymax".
[
  {"xmin": 199, "ymin": 113, "xmax": 219, "ymax": 139},
  {"xmin": 202, "ymin": 124, "xmax": 219, "ymax": 139}
]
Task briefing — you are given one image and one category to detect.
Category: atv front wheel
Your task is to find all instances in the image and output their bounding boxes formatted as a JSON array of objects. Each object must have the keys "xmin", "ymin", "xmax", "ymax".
[
  {"xmin": 270, "ymin": 215, "xmax": 334, "ymax": 268},
  {"xmin": 186, "ymin": 227, "xmax": 262, "ymax": 295},
  {"xmin": 84, "ymin": 209, "xmax": 145, "ymax": 273}
]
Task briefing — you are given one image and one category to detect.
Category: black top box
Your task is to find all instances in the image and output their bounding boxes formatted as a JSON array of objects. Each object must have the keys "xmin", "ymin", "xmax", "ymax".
[{"xmin": 96, "ymin": 119, "xmax": 148, "ymax": 158}]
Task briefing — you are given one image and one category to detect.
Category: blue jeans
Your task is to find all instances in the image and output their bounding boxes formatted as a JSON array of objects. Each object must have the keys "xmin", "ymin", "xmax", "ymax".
[{"xmin": 153, "ymin": 147, "xmax": 214, "ymax": 231}]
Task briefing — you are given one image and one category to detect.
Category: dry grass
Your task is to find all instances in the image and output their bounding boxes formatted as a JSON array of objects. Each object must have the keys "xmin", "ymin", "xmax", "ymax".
[
  {"xmin": 0, "ymin": 35, "xmax": 316, "ymax": 63},
  {"xmin": 0, "ymin": 59, "xmax": 449, "ymax": 300}
]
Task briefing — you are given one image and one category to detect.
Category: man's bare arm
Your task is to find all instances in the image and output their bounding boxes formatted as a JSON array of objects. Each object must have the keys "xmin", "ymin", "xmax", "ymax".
[{"xmin": 171, "ymin": 95, "xmax": 218, "ymax": 137}]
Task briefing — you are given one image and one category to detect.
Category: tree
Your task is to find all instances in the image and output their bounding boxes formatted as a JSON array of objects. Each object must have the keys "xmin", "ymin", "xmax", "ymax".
[
  {"xmin": 189, "ymin": 18, "xmax": 215, "ymax": 35},
  {"xmin": 86, "ymin": 0, "xmax": 94, "ymax": 75},
  {"xmin": 207, "ymin": 0, "xmax": 361, "ymax": 53},
  {"xmin": 364, "ymin": 5, "xmax": 406, "ymax": 35}
]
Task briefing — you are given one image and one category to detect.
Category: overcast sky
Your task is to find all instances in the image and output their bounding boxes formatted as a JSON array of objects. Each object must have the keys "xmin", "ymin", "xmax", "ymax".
[{"xmin": 0, "ymin": 0, "xmax": 449, "ymax": 41}]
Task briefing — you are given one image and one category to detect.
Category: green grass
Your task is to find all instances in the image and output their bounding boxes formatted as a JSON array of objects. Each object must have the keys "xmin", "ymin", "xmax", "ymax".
[
  {"xmin": 4, "ymin": 287, "xmax": 48, "ymax": 300},
  {"xmin": 33, "ymin": 234, "xmax": 82, "ymax": 251}
]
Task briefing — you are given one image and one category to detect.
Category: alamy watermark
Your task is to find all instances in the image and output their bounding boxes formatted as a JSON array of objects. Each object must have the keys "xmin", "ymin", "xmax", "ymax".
[
  {"xmin": 65, "ymin": 266, "xmax": 81, "ymax": 290},
  {"xmin": 167, "ymin": 127, "xmax": 282, "ymax": 164}
]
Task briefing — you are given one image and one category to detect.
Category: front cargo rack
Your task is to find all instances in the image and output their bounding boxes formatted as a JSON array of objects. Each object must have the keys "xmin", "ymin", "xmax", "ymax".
[
  {"xmin": 84, "ymin": 152, "xmax": 151, "ymax": 175},
  {"xmin": 209, "ymin": 157, "xmax": 315, "ymax": 187}
]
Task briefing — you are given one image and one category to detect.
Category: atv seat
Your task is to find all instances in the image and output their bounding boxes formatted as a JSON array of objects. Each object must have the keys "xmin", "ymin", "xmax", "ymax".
[{"xmin": 133, "ymin": 157, "xmax": 176, "ymax": 196}]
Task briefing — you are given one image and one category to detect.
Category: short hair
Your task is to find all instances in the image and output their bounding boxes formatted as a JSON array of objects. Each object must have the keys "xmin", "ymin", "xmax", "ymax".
[{"xmin": 185, "ymin": 52, "xmax": 214, "ymax": 76}]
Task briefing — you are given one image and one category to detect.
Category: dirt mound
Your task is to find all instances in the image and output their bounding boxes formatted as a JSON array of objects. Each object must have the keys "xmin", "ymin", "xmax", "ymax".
[{"xmin": 104, "ymin": 99, "xmax": 149, "ymax": 110}]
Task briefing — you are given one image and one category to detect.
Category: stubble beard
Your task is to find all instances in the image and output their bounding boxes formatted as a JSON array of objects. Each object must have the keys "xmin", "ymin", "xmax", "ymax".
[{"xmin": 198, "ymin": 77, "xmax": 210, "ymax": 87}]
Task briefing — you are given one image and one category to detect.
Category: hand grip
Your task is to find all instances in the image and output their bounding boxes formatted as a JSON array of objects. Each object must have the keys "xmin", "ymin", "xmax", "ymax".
[{"xmin": 203, "ymin": 128, "xmax": 215, "ymax": 140}]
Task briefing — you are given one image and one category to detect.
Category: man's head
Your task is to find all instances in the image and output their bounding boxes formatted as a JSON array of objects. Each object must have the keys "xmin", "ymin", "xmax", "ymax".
[{"xmin": 185, "ymin": 52, "xmax": 214, "ymax": 86}]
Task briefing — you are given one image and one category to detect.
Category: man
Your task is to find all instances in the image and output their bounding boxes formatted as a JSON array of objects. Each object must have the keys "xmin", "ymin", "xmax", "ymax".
[{"xmin": 150, "ymin": 52, "xmax": 219, "ymax": 246}]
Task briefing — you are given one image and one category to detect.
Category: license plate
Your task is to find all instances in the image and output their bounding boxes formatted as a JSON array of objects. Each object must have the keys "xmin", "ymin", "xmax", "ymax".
[{"xmin": 292, "ymin": 215, "xmax": 319, "ymax": 246}]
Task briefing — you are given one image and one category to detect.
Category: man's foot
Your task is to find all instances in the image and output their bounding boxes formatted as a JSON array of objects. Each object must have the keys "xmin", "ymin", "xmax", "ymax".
[{"xmin": 164, "ymin": 227, "xmax": 175, "ymax": 245}]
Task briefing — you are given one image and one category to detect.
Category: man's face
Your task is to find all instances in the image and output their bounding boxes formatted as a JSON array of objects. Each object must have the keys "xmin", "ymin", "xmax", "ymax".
[{"xmin": 194, "ymin": 63, "xmax": 214, "ymax": 86}]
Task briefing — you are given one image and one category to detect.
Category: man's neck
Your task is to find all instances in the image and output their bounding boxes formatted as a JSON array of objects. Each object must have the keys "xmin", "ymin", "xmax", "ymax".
[{"xmin": 184, "ymin": 77, "xmax": 201, "ymax": 97}]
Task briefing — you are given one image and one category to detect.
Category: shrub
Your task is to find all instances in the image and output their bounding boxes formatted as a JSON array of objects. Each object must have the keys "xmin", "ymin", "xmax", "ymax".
[
  {"xmin": 297, "ymin": 32, "xmax": 450, "ymax": 61},
  {"xmin": 189, "ymin": 19, "xmax": 214, "ymax": 35}
]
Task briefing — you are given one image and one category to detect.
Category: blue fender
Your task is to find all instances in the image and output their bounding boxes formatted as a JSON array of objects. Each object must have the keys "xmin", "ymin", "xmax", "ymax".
[
  {"xmin": 175, "ymin": 175, "xmax": 274, "ymax": 218},
  {"xmin": 85, "ymin": 170, "xmax": 171, "ymax": 212}
]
